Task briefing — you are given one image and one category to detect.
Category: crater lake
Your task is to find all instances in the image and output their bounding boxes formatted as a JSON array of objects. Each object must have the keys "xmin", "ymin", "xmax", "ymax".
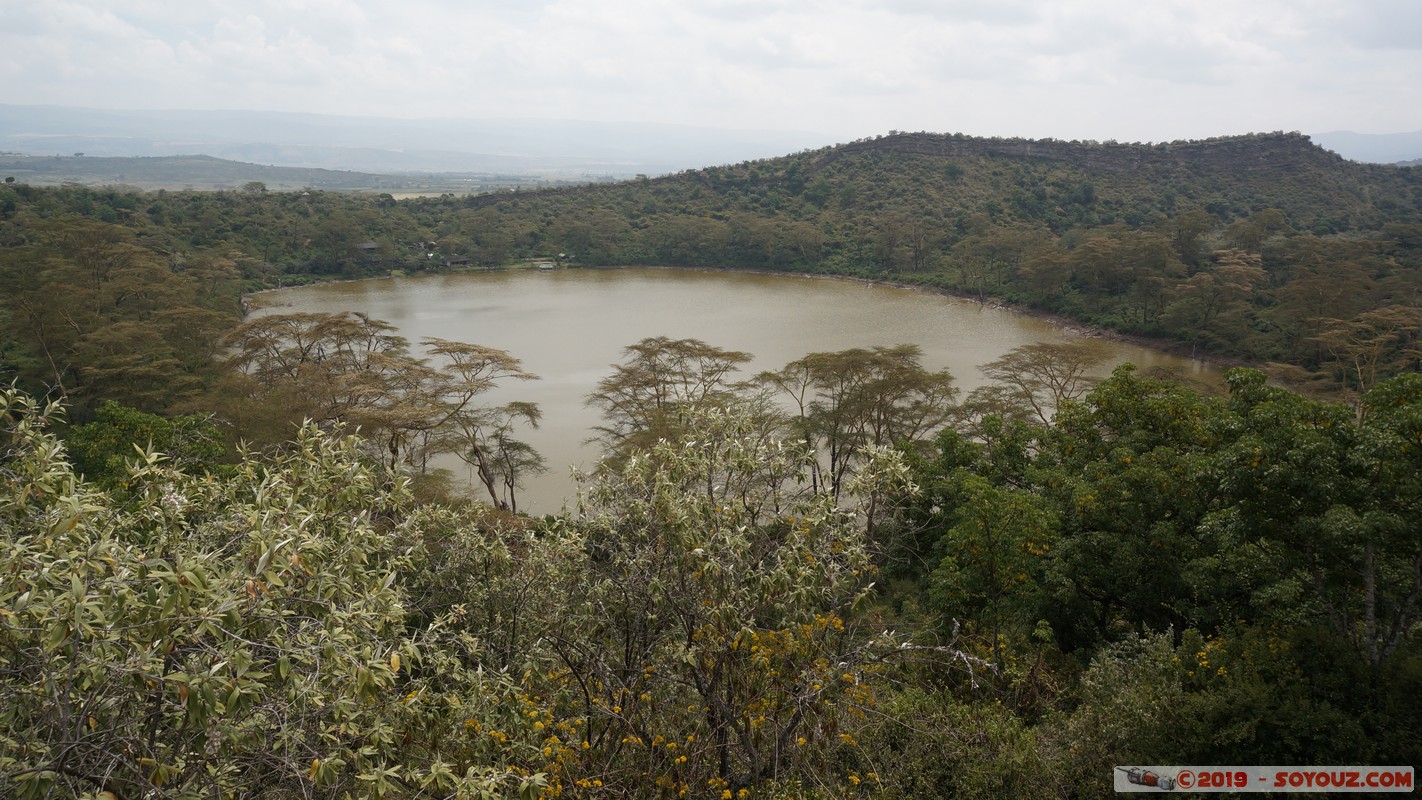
[{"xmin": 257, "ymin": 267, "xmax": 1222, "ymax": 512}]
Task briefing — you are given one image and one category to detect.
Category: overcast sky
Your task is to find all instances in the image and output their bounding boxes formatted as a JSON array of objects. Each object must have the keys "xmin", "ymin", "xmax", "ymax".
[{"xmin": 3, "ymin": 0, "xmax": 1419, "ymax": 142}]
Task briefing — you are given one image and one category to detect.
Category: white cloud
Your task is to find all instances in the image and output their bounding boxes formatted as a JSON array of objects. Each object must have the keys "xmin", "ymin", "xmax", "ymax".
[{"xmin": 0, "ymin": 0, "xmax": 1417, "ymax": 140}]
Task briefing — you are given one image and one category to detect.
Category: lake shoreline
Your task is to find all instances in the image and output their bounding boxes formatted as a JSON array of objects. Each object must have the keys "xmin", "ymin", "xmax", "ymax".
[
  {"xmin": 246, "ymin": 263, "xmax": 1245, "ymax": 374},
  {"xmin": 569, "ymin": 264, "xmax": 1249, "ymax": 374},
  {"xmin": 253, "ymin": 266, "xmax": 1227, "ymax": 512}
]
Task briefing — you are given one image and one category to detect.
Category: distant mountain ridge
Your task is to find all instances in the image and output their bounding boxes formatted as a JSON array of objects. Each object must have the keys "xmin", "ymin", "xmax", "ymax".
[
  {"xmin": 0, "ymin": 153, "xmax": 589, "ymax": 193},
  {"xmin": 5, "ymin": 105, "xmax": 1421, "ymax": 180},
  {"xmin": 3, "ymin": 126, "xmax": 1418, "ymax": 383},
  {"xmin": 1311, "ymin": 130, "xmax": 1422, "ymax": 165},
  {"xmin": 458, "ymin": 130, "xmax": 1412, "ymax": 238},
  {"xmin": 0, "ymin": 154, "xmax": 397, "ymax": 191},
  {"xmin": 0, "ymin": 105, "xmax": 832, "ymax": 177},
  {"xmin": 823, "ymin": 130, "xmax": 1345, "ymax": 172}
]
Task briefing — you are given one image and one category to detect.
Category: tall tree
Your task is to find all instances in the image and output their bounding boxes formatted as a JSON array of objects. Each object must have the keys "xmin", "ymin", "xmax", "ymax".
[
  {"xmin": 0, "ymin": 217, "xmax": 233, "ymax": 411},
  {"xmin": 585, "ymin": 337, "xmax": 753, "ymax": 457},
  {"xmin": 553, "ymin": 406, "xmax": 916, "ymax": 794},
  {"xmin": 761, "ymin": 344, "xmax": 958, "ymax": 502},
  {"xmin": 1312, "ymin": 305, "xmax": 1422, "ymax": 398},
  {"xmin": 212, "ymin": 311, "xmax": 541, "ymax": 508},
  {"xmin": 974, "ymin": 340, "xmax": 1111, "ymax": 426}
]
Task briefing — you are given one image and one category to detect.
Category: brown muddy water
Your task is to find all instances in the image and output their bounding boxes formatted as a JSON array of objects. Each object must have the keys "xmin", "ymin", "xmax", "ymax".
[{"xmin": 259, "ymin": 267, "xmax": 1221, "ymax": 513}]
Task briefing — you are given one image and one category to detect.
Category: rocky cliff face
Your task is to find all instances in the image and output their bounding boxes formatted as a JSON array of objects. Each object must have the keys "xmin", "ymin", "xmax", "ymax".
[{"xmin": 825, "ymin": 131, "xmax": 1346, "ymax": 174}]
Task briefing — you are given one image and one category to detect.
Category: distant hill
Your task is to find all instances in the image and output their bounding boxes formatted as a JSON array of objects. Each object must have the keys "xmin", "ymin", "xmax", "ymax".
[
  {"xmin": 0, "ymin": 153, "xmax": 593, "ymax": 193},
  {"xmin": 1312, "ymin": 130, "xmax": 1422, "ymax": 164},
  {"xmin": 459, "ymin": 130, "xmax": 1418, "ymax": 238},
  {"xmin": 0, "ymin": 154, "xmax": 402, "ymax": 191},
  {"xmin": 391, "ymin": 129, "xmax": 1420, "ymax": 372},
  {"xmin": 7, "ymin": 105, "xmax": 1422, "ymax": 179},
  {"xmin": 0, "ymin": 105, "xmax": 833, "ymax": 178},
  {"xmin": 13, "ymin": 130, "xmax": 1407, "ymax": 200},
  {"xmin": 3, "ymin": 129, "xmax": 1420, "ymax": 383}
]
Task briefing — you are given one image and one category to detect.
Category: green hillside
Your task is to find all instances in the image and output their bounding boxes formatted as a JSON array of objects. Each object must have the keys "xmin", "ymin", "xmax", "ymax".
[
  {"xmin": 3, "ymin": 130, "xmax": 1421, "ymax": 400},
  {"xmin": 412, "ymin": 131, "xmax": 1422, "ymax": 389},
  {"xmin": 4, "ymin": 133, "xmax": 1422, "ymax": 798}
]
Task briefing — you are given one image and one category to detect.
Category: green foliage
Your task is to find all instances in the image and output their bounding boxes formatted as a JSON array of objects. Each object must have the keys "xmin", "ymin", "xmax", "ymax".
[
  {"xmin": 5, "ymin": 324, "xmax": 1422, "ymax": 797},
  {"xmin": 64, "ymin": 400, "xmax": 225, "ymax": 489},
  {"xmin": 0, "ymin": 385, "xmax": 552, "ymax": 798},
  {"xmin": 1166, "ymin": 626, "xmax": 1371, "ymax": 765},
  {"xmin": 927, "ymin": 473, "xmax": 1057, "ymax": 659},
  {"xmin": 887, "ymin": 363, "xmax": 1422, "ymax": 777},
  {"xmin": 1045, "ymin": 632, "xmax": 1185, "ymax": 800},
  {"xmin": 760, "ymin": 344, "xmax": 958, "ymax": 501},
  {"xmin": 387, "ymin": 403, "xmax": 938, "ymax": 798},
  {"xmin": 972, "ymin": 339, "xmax": 1111, "ymax": 425},
  {"xmin": 4, "ymin": 128, "xmax": 1422, "ymax": 795},
  {"xmin": 210, "ymin": 310, "xmax": 542, "ymax": 509},
  {"xmin": 5, "ymin": 132, "xmax": 1421, "ymax": 390},
  {"xmin": 0, "ymin": 217, "xmax": 238, "ymax": 412},
  {"xmin": 556, "ymin": 405, "xmax": 905, "ymax": 794},
  {"xmin": 585, "ymin": 337, "xmax": 754, "ymax": 459},
  {"xmin": 847, "ymin": 687, "xmax": 1058, "ymax": 799}
]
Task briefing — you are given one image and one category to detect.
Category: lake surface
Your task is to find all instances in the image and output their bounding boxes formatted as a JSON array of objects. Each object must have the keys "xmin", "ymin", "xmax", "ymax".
[{"xmin": 259, "ymin": 267, "xmax": 1220, "ymax": 512}]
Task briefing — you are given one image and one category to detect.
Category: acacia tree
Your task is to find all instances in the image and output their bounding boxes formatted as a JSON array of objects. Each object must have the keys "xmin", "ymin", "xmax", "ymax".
[
  {"xmin": 761, "ymin": 344, "xmax": 958, "ymax": 502},
  {"xmin": 213, "ymin": 311, "xmax": 406, "ymax": 434},
  {"xmin": 0, "ymin": 218, "xmax": 235, "ymax": 411},
  {"xmin": 951, "ymin": 225, "xmax": 1056, "ymax": 299},
  {"xmin": 1312, "ymin": 305, "xmax": 1422, "ymax": 398},
  {"xmin": 445, "ymin": 398, "xmax": 545, "ymax": 513},
  {"xmin": 585, "ymin": 337, "xmax": 753, "ymax": 458},
  {"xmin": 392, "ymin": 404, "xmax": 1000, "ymax": 797},
  {"xmin": 1162, "ymin": 250, "xmax": 1267, "ymax": 346},
  {"xmin": 214, "ymin": 311, "xmax": 541, "ymax": 508},
  {"xmin": 974, "ymin": 340, "xmax": 1111, "ymax": 426}
]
